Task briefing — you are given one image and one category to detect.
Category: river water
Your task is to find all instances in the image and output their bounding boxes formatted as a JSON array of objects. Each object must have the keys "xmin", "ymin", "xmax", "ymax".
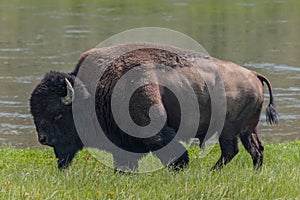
[{"xmin": 0, "ymin": 0, "xmax": 299, "ymax": 147}]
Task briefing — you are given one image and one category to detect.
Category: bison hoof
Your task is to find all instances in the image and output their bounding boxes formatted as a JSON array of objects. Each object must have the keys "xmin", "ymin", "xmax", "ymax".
[{"xmin": 167, "ymin": 151, "xmax": 189, "ymax": 171}]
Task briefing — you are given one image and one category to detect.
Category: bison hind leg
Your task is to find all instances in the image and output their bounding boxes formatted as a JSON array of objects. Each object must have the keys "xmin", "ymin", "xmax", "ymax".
[
  {"xmin": 211, "ymin": 136, "xmax": 239, "ymax": 170},
  {"xmin": 240, "ymin": 128, "xmax": 264, "ymax": 170}
]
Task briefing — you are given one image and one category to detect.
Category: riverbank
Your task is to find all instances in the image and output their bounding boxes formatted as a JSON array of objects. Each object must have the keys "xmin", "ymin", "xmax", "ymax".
[{"xmin": 1, "ymin": 141, "xmax": 299, "ymax": 199}]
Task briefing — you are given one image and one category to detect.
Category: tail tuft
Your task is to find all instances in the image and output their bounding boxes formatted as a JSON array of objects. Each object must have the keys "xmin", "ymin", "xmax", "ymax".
[
  {"xmin": 257, "ymin": 73, "xmax": 279, "ymax": 125},
  {"xmin": 266, "ymin": 103, "xmax": 279, "ymax": 125}
]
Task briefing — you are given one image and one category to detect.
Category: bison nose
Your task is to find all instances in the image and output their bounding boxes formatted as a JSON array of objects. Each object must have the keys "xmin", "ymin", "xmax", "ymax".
[{"xmin": 38, "ymin": 135, "xmax": 48, "ymax": 145}]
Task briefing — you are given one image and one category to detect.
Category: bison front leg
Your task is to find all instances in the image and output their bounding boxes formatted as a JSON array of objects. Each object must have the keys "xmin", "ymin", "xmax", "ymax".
[
  {"xmin": 149, "ymin": 126, "xmax": 189, "ymax": 171},
  {"xmin": 113, "ymin": 153, "xmax": 143, "ymax": 173},
  {"xmin": 153, "ymin": 142, "xmax": 189, "ymax": 171},
  {"xmin": 167, "ymin": 148, "xmax": 189, "ymax": 171}
]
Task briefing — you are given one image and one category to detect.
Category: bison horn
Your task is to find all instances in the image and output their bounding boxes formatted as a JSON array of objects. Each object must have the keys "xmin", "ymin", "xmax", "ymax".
[{"xmin": 61, "ymin": 78, "xmax": 74, "ymax": 105}]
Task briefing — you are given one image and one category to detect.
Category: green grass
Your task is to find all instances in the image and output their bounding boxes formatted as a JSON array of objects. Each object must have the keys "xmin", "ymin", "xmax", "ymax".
[{"xmin": 1, "ymin": 141, "xmax": 300, "ymax": 200}]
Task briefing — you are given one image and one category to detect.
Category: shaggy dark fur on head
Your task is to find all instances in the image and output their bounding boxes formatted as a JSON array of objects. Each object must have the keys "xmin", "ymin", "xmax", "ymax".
[
  {"xmin": 30, "ymin": 71, "xmax": 83, "ymax": 169},
  {"xmin": 30, "ymin": 71, "xmax": 74, "ymax": 116}
]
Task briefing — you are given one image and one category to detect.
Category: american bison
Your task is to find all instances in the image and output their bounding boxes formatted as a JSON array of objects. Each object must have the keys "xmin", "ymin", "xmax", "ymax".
[{"xmin": 30, "ymin": 43, "xmax": 278, "ymax": 171}]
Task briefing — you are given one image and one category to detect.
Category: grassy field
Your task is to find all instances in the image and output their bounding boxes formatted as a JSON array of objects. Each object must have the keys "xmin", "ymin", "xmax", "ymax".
[{"xmin": 0, "ymin": 141, "xmax": 299, "ymax": 200}]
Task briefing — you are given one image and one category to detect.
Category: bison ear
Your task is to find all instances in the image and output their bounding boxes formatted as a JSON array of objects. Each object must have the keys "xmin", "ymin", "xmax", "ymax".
[{"xmin": 61, "ymin": 78, "xmax": 74, "ymax": 105}]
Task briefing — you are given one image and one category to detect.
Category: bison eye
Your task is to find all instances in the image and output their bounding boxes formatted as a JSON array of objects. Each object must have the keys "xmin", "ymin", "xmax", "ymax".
[{"xmin": 54, "ymin": 114, "xmax": 63, "ymax": 121}]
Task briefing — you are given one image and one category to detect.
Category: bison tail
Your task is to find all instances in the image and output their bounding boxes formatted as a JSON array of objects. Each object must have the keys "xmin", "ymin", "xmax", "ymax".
[{"xmin": 256, "ymin": 73, "xmax": 279, "ymax": 125}]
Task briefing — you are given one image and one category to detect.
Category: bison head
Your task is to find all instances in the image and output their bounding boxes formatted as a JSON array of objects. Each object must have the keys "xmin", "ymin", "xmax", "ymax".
[{"xmin": 30, "ymin": 71, "xmax": 85, "ymax": 169}]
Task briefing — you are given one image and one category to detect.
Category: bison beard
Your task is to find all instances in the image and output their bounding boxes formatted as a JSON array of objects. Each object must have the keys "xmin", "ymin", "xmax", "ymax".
[
  {"xmin": 54, "ymin": 142, "xmax": 83, "ymax": 169},
  {"xmin": 30, "ymin": 43, "xmax": 278, "ymax": 171}
]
